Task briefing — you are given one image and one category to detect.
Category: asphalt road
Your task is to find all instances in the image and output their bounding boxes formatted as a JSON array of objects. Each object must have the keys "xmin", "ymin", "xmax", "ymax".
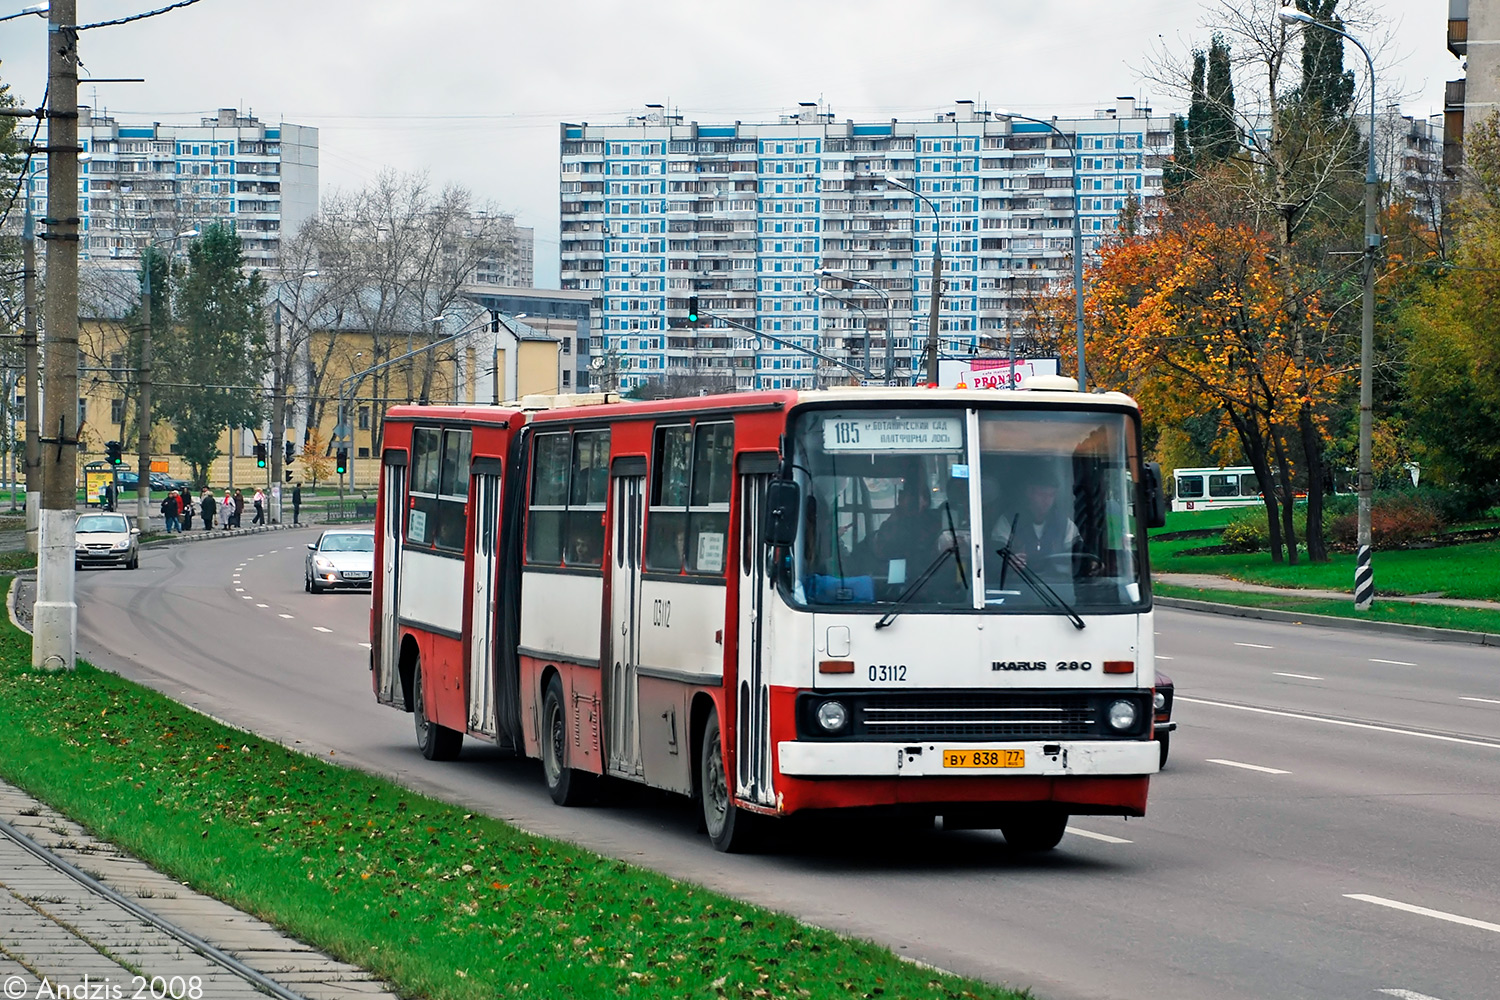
[{"xmin": 74, "ymin": 531, "xmax": 1500, "ymax": 1000}]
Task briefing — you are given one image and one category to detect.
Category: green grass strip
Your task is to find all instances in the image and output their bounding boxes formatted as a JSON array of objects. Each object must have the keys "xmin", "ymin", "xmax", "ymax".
[
  {"xmin": 1154, "ymin": 582, "xmax": 1500, "ymax": 635},
  {"xmin": 0, "ymin": 619, "xmax": 1027, "ymax": 1000}
]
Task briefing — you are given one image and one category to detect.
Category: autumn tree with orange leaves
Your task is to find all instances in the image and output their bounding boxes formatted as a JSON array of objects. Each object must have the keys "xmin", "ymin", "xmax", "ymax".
[{"xmin": 1084, "ymin": 221, "xmax": 1345, "ymax": 563}]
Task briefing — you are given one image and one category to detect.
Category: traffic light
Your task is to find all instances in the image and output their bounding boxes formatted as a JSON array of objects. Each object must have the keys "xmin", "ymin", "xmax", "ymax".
[
  {"xmin": 285, "ymin": 470, "xmax": 293, "ymax": 482},
  {"xmin": 105, "ymin": 440, "xmax": 122, "ymax": 465},
  {"xmin": 254, "ymin": 443, "xmax": 267, "ymax": 468},
  {"xmin": 687, "ymin": 295, "xmax": 699, "ymax": 326},
  {"xmin": 335, "ymin": 448, "xmax": 348, "ymax": 475},
  {"xmin": 285, "ymin": 440, "xmax": 295, "ymax": 464}
]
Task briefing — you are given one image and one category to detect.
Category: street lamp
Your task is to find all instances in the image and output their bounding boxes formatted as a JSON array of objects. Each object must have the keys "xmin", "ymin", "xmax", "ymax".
[
  {"xmin": 1281, "ymin": 7, "xmax": 1378, "ymax": 610},
  {"xmin": 820, "ymin": 269, "xmax": 896, "ymax": 384},
  {"xmin": 994, "ymin": 108, "xmax": 1087, "ymax": 391},
  {"xmin": 883, "ymin": 174, "xmax": 943, "ymax": 384},
  {"xmin": 268, "ymin": 267, "xmax": 320, "ymax": 514},
  {"xmin": 136, "ymin": 227, "xmax": 198, "ymax": 534},
  {"xmin": 815, "ymin": 287, "xmax": 873, "ymax": 381}
]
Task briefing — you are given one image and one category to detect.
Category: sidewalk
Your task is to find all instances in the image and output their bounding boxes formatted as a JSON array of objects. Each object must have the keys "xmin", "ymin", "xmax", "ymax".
[
  {"xmin": 1156, "ymin": 572, "xmax": 1500, "ymax": 611},
  {"xmin": 0, "ymin": 778, "xmax": 396, "ymax": 1000}
]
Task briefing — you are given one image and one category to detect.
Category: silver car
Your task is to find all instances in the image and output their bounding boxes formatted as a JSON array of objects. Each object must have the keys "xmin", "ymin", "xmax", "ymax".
[
  {"xmin": 305, "ymin": 529, "xmax": 375, "ymax": 593},
  {"xmin": 75, "ymin": 512, "xmax": 140, "ymax": 569}
]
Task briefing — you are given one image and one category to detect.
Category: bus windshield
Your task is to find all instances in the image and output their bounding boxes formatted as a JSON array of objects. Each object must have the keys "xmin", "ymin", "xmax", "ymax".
[{"xmin": 784, "ymin": 405, "xmax": 1146, "ymax": 614}]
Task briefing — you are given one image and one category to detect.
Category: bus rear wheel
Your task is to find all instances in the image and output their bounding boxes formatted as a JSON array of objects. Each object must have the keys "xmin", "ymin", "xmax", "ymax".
[
  {"xmin": 412, "ymin": 658, "xmax": 462, "ymax": 761},
  {"xmin": 999, "ymin": 807, "xmax": 1068, "ymax": 852},
  {"xmin": 699, "ymin": 711, "xmax": 763, "ymax": 853},
  {"xmin": 542, "ymin": 675, "xmax": 595, "ymax": 806}
]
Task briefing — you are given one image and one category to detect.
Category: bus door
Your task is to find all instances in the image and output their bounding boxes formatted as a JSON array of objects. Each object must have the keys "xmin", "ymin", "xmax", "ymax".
[
  {"xmin": 735, "ymin": 468, "xmax": 776, "ymax": 807},
  {"xmin": 467, "ymin": 465, "xmax": 502, "ymax": 737},
  {"xmin": 606, "ymin": 469, "xmax": 645, "ymax": 776},
  {"xmin": 376, "ymin": 453, "xmax": 406, "ymax": 707}
]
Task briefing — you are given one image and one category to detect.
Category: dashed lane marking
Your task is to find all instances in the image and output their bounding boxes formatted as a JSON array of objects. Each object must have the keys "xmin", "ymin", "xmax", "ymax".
[
  {"xmin": 358, "ymin": 642, "xmax": 372, "ymax": 649},
  {"xmin": 1273, "ymin": 672, "xmax": 1323, "ymax": 680},
  {"xmin": 1206, "ymin": 758, "xmax": 1291, "ymax": 774},
  {"xmin": 1235, "ymin": 641, "xmax": 1274, "ymax": 649},
  {"xmin": 1371, "ymin": 658, "xmax": 1417, "ymax": 666},
  {"xmin": 1178, "ymin": 696, "xmax": 1500, "ymax": 751},
  {"xmin": 1348, "ymin": 894, "xmax": 1500, "ymax": 935},
  {"xmin": 278, "ymin": 613, "xmax": 294, "ymax": 619},
  {"xmin": 313, "ymin": 626, "xmax": 332, "ymax": 633},
  {"xmin": 1377, "ymin": 990, "xmax": 1450, "ymax": 1000},
  {"xmin": 1460, "ymin": 696, "xmax": 1500, "ymax": 706},
  {"xmin": 256, "ymin": 604, "xmax": 268, "ymax": 608},
  {"xmin": 1065, "ymin": 826, "xmax": 1132, "ymax": 844},
  {"xmin": 1155, "ymin": 655, "xmax": 1173, "ymax": 660}
]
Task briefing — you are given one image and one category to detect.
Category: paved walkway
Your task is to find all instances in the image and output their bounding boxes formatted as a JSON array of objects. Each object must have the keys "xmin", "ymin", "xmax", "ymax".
[
  {"xmin": 1157, "ymin": 572, "xmax": 1500, "ymax": 610},
  {"xmin": 0, "ymin": 777, "xmax": 397, "ymax": 1000}
]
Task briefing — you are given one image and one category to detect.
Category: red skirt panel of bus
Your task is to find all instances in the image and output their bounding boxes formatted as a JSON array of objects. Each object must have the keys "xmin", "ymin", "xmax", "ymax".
[
  {"xmin": 408, "ymin": 628, "xmax": 466, "ymax": 733},
  {"xmin": 518, "ymin": 654, "xmax": 604, "ymax": 776}
]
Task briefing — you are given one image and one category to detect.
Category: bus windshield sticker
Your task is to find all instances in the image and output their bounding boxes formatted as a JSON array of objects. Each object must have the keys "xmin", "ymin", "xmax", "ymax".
[
  {"xmin": 696, "ymin": 531, "xmax": 725, "ymax": 573},
  {"xmin": 950, "ymin": 463, "xmax": 970, "ymax": 479},
  {"xmin": 822, "ymin": 416, "xmax": 963, "ymax": 453},
  {"xmin": 408, "ymin": 509, "xmax": 428, "ymax": 545}
]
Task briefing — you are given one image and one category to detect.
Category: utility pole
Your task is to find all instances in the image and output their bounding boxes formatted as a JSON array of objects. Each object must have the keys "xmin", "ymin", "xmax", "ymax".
[
  {"xmin": 35, "ymin": 0, "xmax": 80, "ymax": 670},
  {"xmin": 22, "ymin": 186, "xmax": 41, "ymax": 553},
  {"xmin": 269, "ymin": 301, "xmax": 285, "ymax": 515},
  {"xmin": 135, "ymin": 253, "xmax": 155, "ymax": 533},
  {"xmin": 924, "ymin": 227, "xmax": 942, "ymax": 385}
]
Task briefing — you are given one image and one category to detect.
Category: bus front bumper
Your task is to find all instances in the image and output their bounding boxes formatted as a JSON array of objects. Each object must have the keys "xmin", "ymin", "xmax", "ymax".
[{"xmin": 777, "ymin": 738, "xmax": 1159, "ymax": 778}]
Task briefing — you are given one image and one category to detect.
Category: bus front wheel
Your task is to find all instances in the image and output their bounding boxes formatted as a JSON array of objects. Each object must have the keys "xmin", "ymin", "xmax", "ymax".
[
  {"xmin": 542, "ymin": 675, "xmax": 595, "ymax": 806},
  {"xmin": 413, "ymin": 658, "xmax": 462, "ymax": 761},
  {"xmin": 999, "ymin": 807, "xmax": 1068, "ymax": 852},
  {"xmin": 699, "ymin": 711, "xmax": 763, "ymax": 853}
]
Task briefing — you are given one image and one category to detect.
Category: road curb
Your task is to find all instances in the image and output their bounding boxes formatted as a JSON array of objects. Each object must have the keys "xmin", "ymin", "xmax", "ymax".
[
  {"xmin": 142, "ymin": 522, "xmax": 293, "ymax": 547},
  {"xmin": 1154, "ymin": 595, "xmax": 1500, "ymax": 647}
]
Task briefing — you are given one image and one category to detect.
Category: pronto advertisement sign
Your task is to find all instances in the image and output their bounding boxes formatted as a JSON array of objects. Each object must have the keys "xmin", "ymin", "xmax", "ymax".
[{"xmin": 939, "ymin": 357, "xmax": 1060, "ymax": 390}]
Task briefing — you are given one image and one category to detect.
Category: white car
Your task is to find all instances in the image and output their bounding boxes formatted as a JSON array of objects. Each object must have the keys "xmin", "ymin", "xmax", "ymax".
[
  {"xmin": 75, "ymin": 512, "xmax": 140, "ymax": 569},
  {"xmin": 305, "ymin": 529, "xmax": 375, "ymax": 593}
]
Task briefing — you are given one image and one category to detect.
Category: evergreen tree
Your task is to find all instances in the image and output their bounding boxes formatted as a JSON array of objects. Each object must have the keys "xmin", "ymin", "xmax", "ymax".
[
  {"xmin": 1295, "ymin": 0, "xmax": 1356, "ymax": 119},
  {"xmin": 1166, "ymin": 37, "xmax": 1239, "ymax": 197},
  {"xmin": 154, "ymin": 223, "xmax": 267, "ymax": 486}
]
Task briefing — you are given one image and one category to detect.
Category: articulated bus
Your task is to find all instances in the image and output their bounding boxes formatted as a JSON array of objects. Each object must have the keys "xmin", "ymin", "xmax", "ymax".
[{"xmin": 372, "ymin": 382, "xmax": 1169, "ymax": 852}]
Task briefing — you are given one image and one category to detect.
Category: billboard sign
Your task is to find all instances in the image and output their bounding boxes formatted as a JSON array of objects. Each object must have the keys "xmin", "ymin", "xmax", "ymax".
[{"xmin": 939, "ymin": 357, "xmax": 1061, "ymax": 390}]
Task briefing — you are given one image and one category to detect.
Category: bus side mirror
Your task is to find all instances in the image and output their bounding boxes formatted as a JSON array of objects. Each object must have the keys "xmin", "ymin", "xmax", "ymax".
[
  {"xmin": 1143, "ymin": 462, "xmax": 1168, "ymax": 529},
  {"xmin": 764, "ymin": 479, "xmax": 800, "ymax": 547}
]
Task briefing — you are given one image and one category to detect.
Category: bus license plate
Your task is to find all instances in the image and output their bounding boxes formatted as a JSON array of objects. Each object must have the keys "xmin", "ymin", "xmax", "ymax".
[{"xmin": 943, "ymin": 748, "xmax": 1025, "ymax": 768}]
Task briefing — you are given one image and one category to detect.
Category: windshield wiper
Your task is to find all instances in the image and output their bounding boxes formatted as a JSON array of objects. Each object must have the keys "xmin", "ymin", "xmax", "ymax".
[
  {"xmin": 995, "ymin": 546, "xmax": 1086, "ymax": 630},
  {"xmin": 874, "ymin": 547, "xmax": 955, "ymax": 629}
]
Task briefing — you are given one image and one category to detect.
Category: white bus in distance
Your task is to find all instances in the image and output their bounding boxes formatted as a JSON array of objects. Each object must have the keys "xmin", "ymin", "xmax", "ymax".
[{"xmin": 1172, "ymin": 467, "xmax": 1273, "ymax": 513}]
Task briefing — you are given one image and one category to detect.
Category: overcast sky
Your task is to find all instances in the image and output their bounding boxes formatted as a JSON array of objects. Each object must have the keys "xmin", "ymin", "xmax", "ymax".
[{"xmin": 1, "ymin": 0, "xmax": 1459, "ymax": 286}]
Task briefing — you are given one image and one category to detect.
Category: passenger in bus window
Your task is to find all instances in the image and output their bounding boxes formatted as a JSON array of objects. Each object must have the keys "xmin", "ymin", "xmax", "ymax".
[{"xmin": 853, "ymin": 481, "xmax": 944, "ymax": 581}]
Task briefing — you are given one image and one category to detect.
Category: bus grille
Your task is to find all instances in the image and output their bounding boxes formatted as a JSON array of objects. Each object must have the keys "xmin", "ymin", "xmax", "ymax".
[{"xmin": 855, "ymin": 692, "xmax": 1136, "ymax": 741}]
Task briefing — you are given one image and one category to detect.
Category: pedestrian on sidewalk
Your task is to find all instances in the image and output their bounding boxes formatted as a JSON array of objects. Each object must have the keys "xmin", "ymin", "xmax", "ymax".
[
  {"xmin": 180, "ymin": 488, "xmax": 194, "ymax": 531},
  {"xmin": 201, "ymin": 489, "xmax": 216, "ymax": 531},
  {"xmin": 252, "ymin": 488, "xmax": 265, "ymax": 525},
  {"xmin": 221, "ymin": 489, "xmax": 233, "ymax": 528},
  {"xmin": 291, "ymin": 481, "xmax": 302, "ymax": 525},
  {"xmin": 159, "ymin": 492, "xmax": 179, "ymax": 533},
  {"xmin": 234, "ymin": 488, "xmax": 246, "ymax": 528}
]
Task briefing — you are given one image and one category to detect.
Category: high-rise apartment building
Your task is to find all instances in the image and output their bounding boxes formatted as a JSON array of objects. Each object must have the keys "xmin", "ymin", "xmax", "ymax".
[
  {"xmin": 558, "ymin": 98, "xmax": 1174, "ymax": 391},
  {"xmin": 26, "ymin": 107, "xmax": 317, "ymax": 266}
]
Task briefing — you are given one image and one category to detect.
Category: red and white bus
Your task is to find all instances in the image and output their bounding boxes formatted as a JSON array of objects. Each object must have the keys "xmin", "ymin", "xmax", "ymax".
[{"xmin": 372, "ymin": 384, "xmax": 1168, "ymax": 851}]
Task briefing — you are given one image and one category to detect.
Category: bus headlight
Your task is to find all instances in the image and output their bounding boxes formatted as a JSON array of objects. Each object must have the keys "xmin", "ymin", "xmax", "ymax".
[
  {"xmin": 816, "ymin": 700, "xmax": 849, "ymax": 733},
  {"xmin": 1107, "ymin": 699, "xmax": 1139, "ymax": 732}
]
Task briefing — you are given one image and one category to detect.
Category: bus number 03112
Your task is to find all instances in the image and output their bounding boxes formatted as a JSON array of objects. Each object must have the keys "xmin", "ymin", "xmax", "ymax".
[{"xmin": 651, "ymin": 599, "xmax": 671, "ymax": 627}]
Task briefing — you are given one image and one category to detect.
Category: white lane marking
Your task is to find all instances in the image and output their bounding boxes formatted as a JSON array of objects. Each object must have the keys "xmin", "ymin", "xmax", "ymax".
[
  {"xmin": 1155, "ymin": 655, "xmax": 1174, "ymax": 660},
  {"xmin": 234, "ymin": 587, "xmax": 244, "ymax": 592},
  {"xmin": 1378, "ymin": 990, "xmax": 1451, "ymax": 1000},
  {"xmin": 1235, "ymin": 641, "xmax": 1274, "ymax": 649},
  {"xmin": 1206, "ymin": 758, "xmax": 1291, "ymax": 774},
  {"xmin": 256, "ymin": 604, "xmax": 269, "ymax": 608},
  {"xmin": 1273, "ymin": 672, "xmax": 1323, "ymax": 681},
  {"xmin": 241, "ymin": 595, "xmax": 253, "ymax": 600},
  {"xmin": 1065, "ymin": 826, "xmax": 1132, "ymax": 844},
  {"xmin": 1349, "ymin": 894, "xmax": 1500, "ymax": 935},
  {"xmin": 1371, "ymin": 658, "xmax": 1417, "ymax": 666},
  {"xmin": 313, "ymin": 626, "xmax": 333, "ymax": 633},
  {"xmin": 1460, "ymin": 696, "xmax": 1500, "ymax": 706},
  {"xmin": 358, "ymin": 642, "xmax": 372, "ymax": 649},
  {"xmin": 1179, "ymin": 696, "xmax": 1500, "ymax": 752},
  {"xmin": 278, "ymin": 613, "xmax": 294, "ymax": 619}
]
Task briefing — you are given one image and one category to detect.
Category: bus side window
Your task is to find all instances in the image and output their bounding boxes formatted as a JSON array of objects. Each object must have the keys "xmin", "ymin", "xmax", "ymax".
[
  {"xmin": 526, "ymin": 432, "xmax": 571, "ymax": 564},
  {"xmin": 1208, "ymin": 474, "xmax": 1240, "ymax": 498},
  {"xmin": 1176, "ymin": 475, "xmax": 1204, "ymax": 499},
  {"xmin": 686, "ymin": 423, "xmax": 733, "ymax": 574},
  {"xmin": 565, "ymin": 430, "xmax": 609, "ymax": 567},
  {"xmin": 646, "ymin": 425, "xmax": 692, "ymax": 571},
  {"xmin": 408, "ymin": 427, "xmax": 442, "ymax": 545}
]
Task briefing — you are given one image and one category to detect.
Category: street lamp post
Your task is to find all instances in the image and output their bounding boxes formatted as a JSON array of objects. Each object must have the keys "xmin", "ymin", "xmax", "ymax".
[
  {"xmin": 820, "ymin": 269, "xmax": 896, "ymax": 384},
  {"xmin": 995, "ymin": 108, "xmax": 1087, "ymax": 391},
  {"xmin": 136, "ymin": 228, "xmax": 198, "ymax": 534},
  {"xmin": 269, "ymin": 269, "xmax": 319, "ymax": 517},
  {"xmin": 815, "ymin": 288, "xmax": 872, "ymax": 381},
  {"xmin": 1281, "ymin": 8, "xmax": 1378, "ymax": 610},
  {"xmin": 883, "ymin": 174, "xmax": 942, "ymax": 384}
]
